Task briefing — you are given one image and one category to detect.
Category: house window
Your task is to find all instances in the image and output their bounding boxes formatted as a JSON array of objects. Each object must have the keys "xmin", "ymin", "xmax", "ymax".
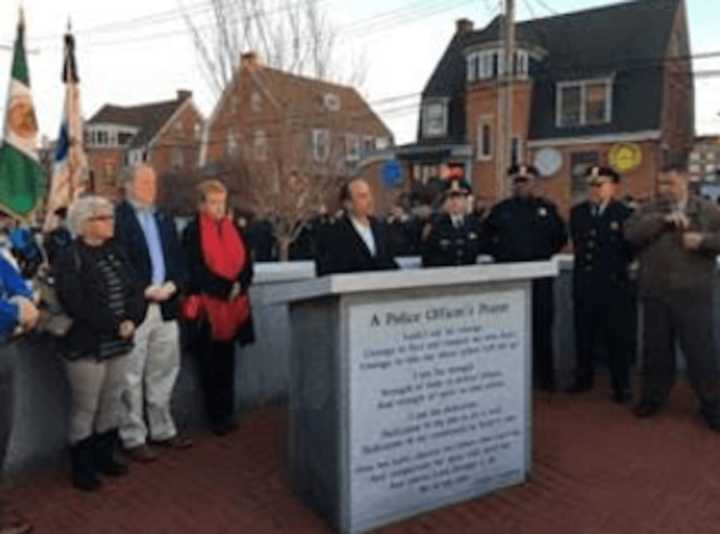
[
  {"xmin": 422, "ymin": 101, "xmax": 447, "ymax": 138},
  {"xmin": 118, "ymin": 132, "xmax": 134, "ymax": 146},
  {"xmin": 477, "ymin": 117, "xmax": 493, "ymax": 161},
  {"xmin": 312, "ymin": 129, "xmax": 330, "ymax": 162},
  {"xmin": 226, "ymin": 130, "xmax": 238, "ymax": 158},
  {"xmin": 557, "ymin": 79, "xmax": 612, "ymax": 127},
  {"xmin": 511, "ymin": 137, "xmax": 524, "ymax": 165},
  {"xmin": 324, "ymin": 93, "xmax": 341, "ymax": 112},
  {"xmin": 253, "ymin": 130, "xmax": 267, "ymax": 161},
  {"xmin": 376, "ymin": 137, "xmax": 390, "ymax": 150},
  {"xmin": 362, "ymin": 136, "xmax": 374, "ymax": 157},
  {"xmin": 171, "ymin": 147, "xmax": 184, "ymax": 168},
  {"xmin": 194, "ymin": 123, "xmax": 202, "ymax": 141},
  {"xmin": 467, "ymin": 50, "xmax": 529, "ymax": 82},
  {"xmin": 251, "ymin": 92, "xmax": 262, "ymax": 113},
  {"xmin": 345, "ymin": 134, "xmax": 360, "ymax": 161}
]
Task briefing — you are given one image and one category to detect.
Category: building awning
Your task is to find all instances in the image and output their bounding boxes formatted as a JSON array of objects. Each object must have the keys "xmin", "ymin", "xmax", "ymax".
[{"xmin": 394, "ymin": 142, "xmax": 472, "ymax": 163}]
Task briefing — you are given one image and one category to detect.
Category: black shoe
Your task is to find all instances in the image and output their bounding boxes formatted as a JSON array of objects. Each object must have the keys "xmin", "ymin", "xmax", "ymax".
[
  {"xmin": 95, "ymin": 430, "xmax": 129, "ymax": 477},
  {"xmin": 612, "ymin": 390, "xmax": 631, "ymax": 404},
  {"xmin": 211, "ymin": 420, "xmax": 238, "ymax": 436},
  {"xmin": 70, "ymin": 437, "xmax": 102, "ymax": 491},
  {"xmin": 633, "ymin": 401, "xmax": 662, "ymax": 418},
  {"xmin": 566, "ymin": 382, "xmax": 593, "ymax": 395}
]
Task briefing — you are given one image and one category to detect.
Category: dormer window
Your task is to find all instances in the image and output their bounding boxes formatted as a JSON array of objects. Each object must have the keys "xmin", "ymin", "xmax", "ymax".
[
  {"xmin": 556, "ymin": 78, "xmax": 613, "ymax": 127},
  {"xmin": 467, "ymin": 49, "xmax": 529, "ymax": 82},
  {"xmin": 422, "ymin": 101, "xmax": 448, "ymax": 139}
]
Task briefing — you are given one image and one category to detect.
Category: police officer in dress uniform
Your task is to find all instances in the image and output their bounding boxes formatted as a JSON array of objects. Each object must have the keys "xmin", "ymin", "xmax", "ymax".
[
  {"xmin": 421, "ymin": 178, "xmax": 482, "ymax": 267},
  {"xmin": 568, "ymin": 166, "xmax": 635, "ymax": 403},
  {"xmin": 484, "ymin": 164, "xmax": 568, "ymax": 392}
]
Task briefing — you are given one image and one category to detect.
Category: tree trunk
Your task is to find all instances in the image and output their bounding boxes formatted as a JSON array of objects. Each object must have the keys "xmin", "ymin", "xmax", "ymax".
[{"xmin": 278, "ymin": 237, "xmax": 291, "ymax": 262}]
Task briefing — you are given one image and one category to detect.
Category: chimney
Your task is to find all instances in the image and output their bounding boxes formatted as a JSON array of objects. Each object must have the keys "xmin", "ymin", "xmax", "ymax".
[
  {"xmin": 455, "ymin": 18, "xmax": 474, "ymax": 35},
  {"xmin": 177, "ymin": 89, "xmax": 192, "ymax": 101},
  {"xmin": 241, "ymin": 51, "xmax": 260, "ymax": 70}
]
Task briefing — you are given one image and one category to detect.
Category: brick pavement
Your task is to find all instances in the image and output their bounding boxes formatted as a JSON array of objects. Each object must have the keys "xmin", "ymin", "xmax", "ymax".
[{"xmin": 7, "ymin": 377, "xmax": 720, "ymax": 534}]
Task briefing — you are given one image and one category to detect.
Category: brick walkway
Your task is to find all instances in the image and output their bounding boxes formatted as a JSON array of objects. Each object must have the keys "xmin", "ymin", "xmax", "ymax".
[{"xmin": 8, "ymin": 377, "xmax": 720, "ymax": 533}]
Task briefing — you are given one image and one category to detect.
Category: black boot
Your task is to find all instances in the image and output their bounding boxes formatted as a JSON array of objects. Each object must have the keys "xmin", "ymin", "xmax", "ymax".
[
  {"xmin": 95, "ymin": 429, "xmax": 129, "ymax": 477},
  {"xmin": 69, "ymin": 436, "xmax": 102, "ymax": 491}
]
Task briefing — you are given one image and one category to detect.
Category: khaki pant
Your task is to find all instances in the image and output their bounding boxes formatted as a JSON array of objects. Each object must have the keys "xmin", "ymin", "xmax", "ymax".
[
  {"xmin": 119, "ymin": 304, "xmax": 180, "ymax": 448},
  {"xmin": 65, "ymin": 354, "xmax": 129, "ymax": 444}
]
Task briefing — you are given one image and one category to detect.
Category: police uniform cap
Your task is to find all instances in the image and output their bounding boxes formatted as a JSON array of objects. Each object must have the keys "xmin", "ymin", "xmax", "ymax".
[
  {"xmin": 444, "ymin": 177, "xmax": 472, "ymax": 197},
  {"xmin": 508, "ymin": 164, "xmax": 539, "ymax": 182},
  {"xmin": 585, "ymin": 165, "xmax": 620, "ymax": 184}
]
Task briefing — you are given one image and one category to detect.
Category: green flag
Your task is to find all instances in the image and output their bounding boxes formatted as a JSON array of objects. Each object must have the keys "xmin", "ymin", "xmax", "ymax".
[{"xmin": 0, "ymin": 10, "xmax": 44, "ymax": 219}]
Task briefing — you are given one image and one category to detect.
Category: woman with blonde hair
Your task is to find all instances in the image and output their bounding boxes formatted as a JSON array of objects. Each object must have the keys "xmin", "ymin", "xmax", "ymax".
[{"xmin": 182, "ymin": 180, "xmax": 255, "ymax": 435}]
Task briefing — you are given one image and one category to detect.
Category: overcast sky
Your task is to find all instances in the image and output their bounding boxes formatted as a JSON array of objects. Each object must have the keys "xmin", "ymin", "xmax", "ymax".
[{"xmin": 0, "ymin": 0, "xmax": 718, "ymax": 145}]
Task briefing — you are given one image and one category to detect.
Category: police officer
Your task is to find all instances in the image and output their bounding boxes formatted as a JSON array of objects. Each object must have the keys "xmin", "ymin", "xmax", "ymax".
[
  {"xmin": 568, "ymin": 166, "xmax": 635, "ymax": 403},
  {"xmin": 421, "ymin": 178, "xmax": 482, "ymax": 267},
  {"xmin": 484, "ymin": 164, "xmax": 568, "ymax": 391}
]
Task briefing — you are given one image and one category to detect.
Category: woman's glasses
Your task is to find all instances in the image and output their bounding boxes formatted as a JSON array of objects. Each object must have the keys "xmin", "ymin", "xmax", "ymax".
[{"xmin": 90, "ymin": 214, "xmax": 114, "ymax": 222}]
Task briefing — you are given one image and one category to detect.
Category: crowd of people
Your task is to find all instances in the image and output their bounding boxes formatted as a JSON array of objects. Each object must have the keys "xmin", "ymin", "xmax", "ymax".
[
  {"xmin": 0, "ymin": 159, "xmax": 718, "ymax": 533},
  {"xmin": 312, "ymin": 162, "xmax": 720, "ymax": 429},
  {"xmin": 0, "ymin": 164, "xmax": 255, "ymax": 533}
]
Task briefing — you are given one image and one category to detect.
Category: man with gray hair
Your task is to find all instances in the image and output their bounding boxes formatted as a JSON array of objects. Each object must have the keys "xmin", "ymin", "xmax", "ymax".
[{"xmin": 114, "ymin": 164, "xmax": 190, "ymax": 461}]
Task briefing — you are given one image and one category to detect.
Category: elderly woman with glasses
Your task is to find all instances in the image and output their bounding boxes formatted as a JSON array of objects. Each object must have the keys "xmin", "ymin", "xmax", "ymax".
[{"xmin": 53, "ymin": 196, "xmax": 145, "ymax": 491}]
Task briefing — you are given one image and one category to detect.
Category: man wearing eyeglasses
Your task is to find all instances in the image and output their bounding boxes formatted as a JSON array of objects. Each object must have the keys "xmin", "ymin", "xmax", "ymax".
[{"xmin": 567, "ymin": 166, "xmax": 635, "ymax": 404}]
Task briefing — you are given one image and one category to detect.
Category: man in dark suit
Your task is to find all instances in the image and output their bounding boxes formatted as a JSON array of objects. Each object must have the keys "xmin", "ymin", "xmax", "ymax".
[
  {"xmin": 484, "ymin": 164, "xmax": 568, "ymax": 392},
  {"xmin": 316, "ymin": 178, "xmax": 398, "ymax": 276},
  {"xmin": 114, "ymin": 164, "xmax": 190, "ymax": 462},
  {"xmin": 422, "ymin": 177, "xmax": 483, "ymax": 267},
  {"xmin": 568, "ymin": 166, "xmax": 635, "ymax": 403}
]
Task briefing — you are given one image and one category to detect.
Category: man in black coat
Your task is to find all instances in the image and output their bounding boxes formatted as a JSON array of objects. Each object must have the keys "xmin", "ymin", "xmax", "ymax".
[
  {"xmin": 113, "ymin": 164, "xmax": 190, "ymax": 461},
  {"xmin": 568, "ymin": 166, "xmax": 636, "ymax": 403},
  {"xmin": 484, "ymin": 164, "xmax": 568, "ymax": 392},
  {"xmin": 422, "ymin": 177, "xmax": 482, "ymax": 267},
  {"xmin": 316, "ymin": 178, "xmax": 399, "ymax": 276}
]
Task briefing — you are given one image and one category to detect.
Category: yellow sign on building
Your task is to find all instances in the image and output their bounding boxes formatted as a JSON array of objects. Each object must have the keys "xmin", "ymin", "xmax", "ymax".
[{"xmin": 609, "ymin": 143, "xmax": 643, "ymax": 173}]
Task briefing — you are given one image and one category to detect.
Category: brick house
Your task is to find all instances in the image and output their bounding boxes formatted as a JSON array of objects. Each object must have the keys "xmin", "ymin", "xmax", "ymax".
[
  {"xmin": 396, "ymin": 0, "xmax": 694, "ymax": 213},
  {"xmin": 199, "ymin": 52, "xmax": 395, "ymax": 215},
  {"xmin": 84, "ymin": 90, "xmax": 204, "ymax": 204}
]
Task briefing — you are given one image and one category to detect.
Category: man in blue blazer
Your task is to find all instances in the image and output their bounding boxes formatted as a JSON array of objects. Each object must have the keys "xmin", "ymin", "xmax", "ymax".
[{"xmin": 114, "ymin": 164, "xmax": 190, "ymax": 462}]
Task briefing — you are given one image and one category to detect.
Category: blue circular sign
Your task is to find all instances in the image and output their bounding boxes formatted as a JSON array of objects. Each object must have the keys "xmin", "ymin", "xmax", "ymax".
[{"xmin": 381, "ymin": 160, "xmax": 402, "ymax": 187}]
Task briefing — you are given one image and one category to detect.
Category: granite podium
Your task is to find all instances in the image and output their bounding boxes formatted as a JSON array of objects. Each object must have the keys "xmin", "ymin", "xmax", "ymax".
[{"xmin": 267, "ymin": 261, "xmax": 558, "ymax": 533}]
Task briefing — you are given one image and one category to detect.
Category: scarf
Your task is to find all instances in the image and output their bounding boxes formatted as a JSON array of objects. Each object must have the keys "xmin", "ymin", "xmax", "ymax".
[{"xmin": 183, "ymin": 213, "xmax": 250, "ymax": 341}]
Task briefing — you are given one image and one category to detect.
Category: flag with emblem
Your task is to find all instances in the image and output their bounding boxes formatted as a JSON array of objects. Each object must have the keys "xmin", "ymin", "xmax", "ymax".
[
  {"xmin": 0, "ymin": 10, "xmax": 44, "ymax": 219},
  {"xmin": 43, "ymin": 22, "xmax": 89, "ymax": 231}
]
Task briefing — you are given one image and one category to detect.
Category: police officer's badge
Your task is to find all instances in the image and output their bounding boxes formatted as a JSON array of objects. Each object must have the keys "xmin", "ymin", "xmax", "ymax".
[
  {"xmin": 610, "ymin": 221, "xmax": 620, "ymax": 231},
  {"xmin": 538, "ymin": 207, "xmax": 547, "ymax": 217}
]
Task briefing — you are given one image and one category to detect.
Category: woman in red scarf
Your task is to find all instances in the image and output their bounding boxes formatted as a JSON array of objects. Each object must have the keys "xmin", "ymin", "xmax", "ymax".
[{"xmin": 182, "ymin": 180, "xmax": 255, "ymax": 436}]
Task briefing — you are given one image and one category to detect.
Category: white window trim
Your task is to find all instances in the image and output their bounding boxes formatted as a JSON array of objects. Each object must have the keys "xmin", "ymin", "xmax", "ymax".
[
  {"xmin": 313, "ymin": 129, "xmax": 330, "ymax": 162},
  {"xmin": 556, "ymin": 77, "xmax": 613, "ymax": 128},
  {"xmin": 345, "ymin": 134, "xmax": 360, "ymax": 162},
  {"xmin": 253, "ymin": 129, "xmax": 268, "ymax": 162},
  {"xmin": 422, "ymin": 100, "xmax": 448, "ymax": 139},
  {"xmin": 476, "ymin": 115, "xmax": 494, "ymax": 162},
  {"xmin": 511, "ymin": 136, "xmax": 524, "ymax": 165}
]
